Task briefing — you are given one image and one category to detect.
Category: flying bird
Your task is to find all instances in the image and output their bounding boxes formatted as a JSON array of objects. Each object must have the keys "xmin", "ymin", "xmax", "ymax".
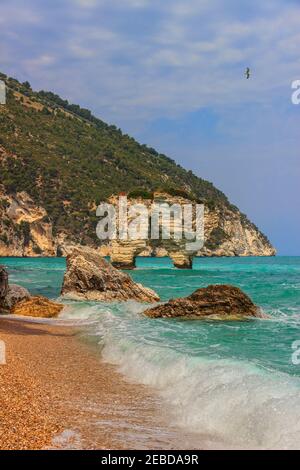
[{"xmin": 245, "ymin": 67, "xmax": 251, "ymax": 79}]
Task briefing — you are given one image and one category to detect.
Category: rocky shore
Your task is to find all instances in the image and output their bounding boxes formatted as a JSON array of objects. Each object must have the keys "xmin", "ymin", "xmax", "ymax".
[
  {"xmin": 0, "ymin": 248, "xmax": 272, "ymax": 450},
  {"xmin": 0, "ymin": 318, "xmax": 200, "ymax": 450}
]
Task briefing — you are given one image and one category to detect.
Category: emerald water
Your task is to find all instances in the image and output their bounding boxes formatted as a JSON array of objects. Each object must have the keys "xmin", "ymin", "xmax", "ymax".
[{"xmin": 2, "ymin": 256, "xmax": 300, "ymax": 449}]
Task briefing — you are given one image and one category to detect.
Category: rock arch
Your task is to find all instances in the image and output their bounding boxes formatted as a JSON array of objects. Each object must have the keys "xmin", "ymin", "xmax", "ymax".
[
  {"xmin": 108, "ymin": 192, "xmax": 201, "ymax": 270},
  {"xmin": 110, "ymin": 239, "xmax": 194, "ymax": 270}
]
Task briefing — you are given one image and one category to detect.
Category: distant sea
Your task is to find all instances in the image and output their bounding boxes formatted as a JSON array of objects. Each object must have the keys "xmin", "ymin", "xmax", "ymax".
[{"xmin": 2, "ymin": 256, "xmax": 300, "ymax": 449}]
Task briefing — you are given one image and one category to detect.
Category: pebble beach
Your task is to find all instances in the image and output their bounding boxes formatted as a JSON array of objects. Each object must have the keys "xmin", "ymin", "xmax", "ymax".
[{"xmin": 0, "ymin": 317, "xmax": 198, "ymax": 450}]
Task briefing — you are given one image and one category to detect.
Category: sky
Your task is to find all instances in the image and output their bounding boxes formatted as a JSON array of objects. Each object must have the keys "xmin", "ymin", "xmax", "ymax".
[{"xmin": 1, "ymin": 0, "xmax": 299, "ymax": 254}]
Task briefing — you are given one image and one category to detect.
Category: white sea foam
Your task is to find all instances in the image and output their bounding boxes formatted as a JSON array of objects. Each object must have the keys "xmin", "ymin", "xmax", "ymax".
[
  {"xmin": 100, "ymin": 337, "xmax": 300, "ymax": 449},
  {"xmin": 61, "ymin": 302, "xmax": 300, "ymax": 450},
  {"xmin": 50, "ymin": 429, "xmax": 82, "ymax": 450}
]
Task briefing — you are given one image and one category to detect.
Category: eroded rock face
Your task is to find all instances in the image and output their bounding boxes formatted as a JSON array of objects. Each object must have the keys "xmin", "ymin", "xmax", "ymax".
[
  {"xmin": 11, "ymin": 296, "xmax": 64, "ymax": 318},
  {"xmin": 0, "ymin": 182, "xmax": 276, "ymax": 261},
  {"xmin": 0, "ymin": 187, "xmax": 56, "ymax": 257},
  {"xmin": 108, "ymin": 192, "xmax": 275, "ymax": 270},
  {"xmin": 198, "ymin": 206, "xmax": 276, "ymax": 257},
  {"xmin": 109, "ymin": 192, "xmax": 202, "ymax": 270},
  {"xmin": 144, "ymin": 284, "xmax": 264, "ymax": 320},
  {"xmin": 61, "ymin": 247, "xmax": 160, "ymax": 302},
  {"xmin": 0, "ymin": 284, "xmax": 31, "ymax": 311}
]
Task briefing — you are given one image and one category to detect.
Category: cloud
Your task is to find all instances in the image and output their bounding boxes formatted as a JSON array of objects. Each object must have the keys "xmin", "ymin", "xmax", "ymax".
[
  {"xmin": 0, "ymin": 4, "xmax": 41, "ymax": 25},
  {"xmin": 61, "ymin": 0, "xmax": 300, "ymax": 121},
  {"xmin": 2, "ymin": 0, "xmax": 300, "ymax": 121},
  {"xmin": 24, "ymin": 54, "xmax": 56, "ymax": 69},
  {"xmin": 68, "ymin": 44, "xmax": 95, "ymax": 59},
  {"xmin": 71, "ymin": 0, "xmax": 149, "ymax": 9},
  {"xmin": 1, "ymin": 0, "xmax": 299, "ymax": 252},
  {"xmin": 73, "ymin": 0, "xmax": 99, "ymax": 7}
]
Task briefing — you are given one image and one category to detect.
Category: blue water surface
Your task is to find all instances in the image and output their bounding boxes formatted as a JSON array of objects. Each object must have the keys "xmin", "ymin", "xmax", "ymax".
[{"xmin": 1, "ymin": 256, "xmax": 300, "ymax": 377}]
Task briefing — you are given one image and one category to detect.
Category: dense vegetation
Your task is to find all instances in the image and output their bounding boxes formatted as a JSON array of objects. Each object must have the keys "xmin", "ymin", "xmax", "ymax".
[{"xmin": 0, "ymin": 72, "xmax": 247, "ymax": 245}]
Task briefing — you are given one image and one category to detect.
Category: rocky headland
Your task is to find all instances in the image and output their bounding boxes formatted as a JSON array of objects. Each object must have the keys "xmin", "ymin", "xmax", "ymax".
[
  {"xmin": 0, "ymin": 75, "xmax": 275, "ymax": 261},
  {"xmin": 0, "ymin": 187, "xmax": 276, "ymax": 262},
  {"xmin": 108, "ymin": 192, "xmax": 275, "ymax": 270}
]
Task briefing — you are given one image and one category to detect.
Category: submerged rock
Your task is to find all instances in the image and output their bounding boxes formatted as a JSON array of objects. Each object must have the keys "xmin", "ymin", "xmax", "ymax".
[
  {"xmin": 12, "ymin": 296, "xmax": 64, "ymax": 318},
  {"xmin": 61, "ymin": 247, "xmax": 160, "ymax": 302},
  {"xmin": 144, "ymin": 284, "xmax": 264, "ymax": 320},
  {"xmin": 0, "ymin": 284, "xmax": 31, "ymax": 311}
]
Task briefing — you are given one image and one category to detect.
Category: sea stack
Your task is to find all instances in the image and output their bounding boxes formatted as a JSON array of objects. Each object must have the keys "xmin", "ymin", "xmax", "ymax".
[
  {"xmin": 61, "ymin": 247, "xmax": 160, "ymax": 302},
  {"xmin": 107, "ymin": 192, "xmax": 275, "ymax": 271}
]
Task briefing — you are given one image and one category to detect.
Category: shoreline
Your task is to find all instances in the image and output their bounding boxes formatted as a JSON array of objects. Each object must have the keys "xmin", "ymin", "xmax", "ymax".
[{"xmin": 0, "ymin": 317, "xmax": 200, "ymax": 450}]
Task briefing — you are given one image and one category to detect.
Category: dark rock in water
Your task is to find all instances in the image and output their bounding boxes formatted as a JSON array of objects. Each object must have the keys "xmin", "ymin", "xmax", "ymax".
[
  {"xmin": 0, "ymin": 284, "xmax": 31, "ymax": 312},
  {"xmin": 144, "ymin": 284, "xmax": 264, "ymax": 320},
  {"xmin": 61, "ymin": 247, "xmax": 160, "ymax": 303}
]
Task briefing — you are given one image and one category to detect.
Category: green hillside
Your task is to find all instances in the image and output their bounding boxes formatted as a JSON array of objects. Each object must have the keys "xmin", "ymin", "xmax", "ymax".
[{"xmin": 0, "ymin": 72, "xmax": 255, "ymax": 245}]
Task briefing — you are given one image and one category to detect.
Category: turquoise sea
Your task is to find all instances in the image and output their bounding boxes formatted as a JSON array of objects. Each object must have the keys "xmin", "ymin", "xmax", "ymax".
[{"xmin": 2, "ymin": 256, "xmax": 300, "ymax": 449}]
